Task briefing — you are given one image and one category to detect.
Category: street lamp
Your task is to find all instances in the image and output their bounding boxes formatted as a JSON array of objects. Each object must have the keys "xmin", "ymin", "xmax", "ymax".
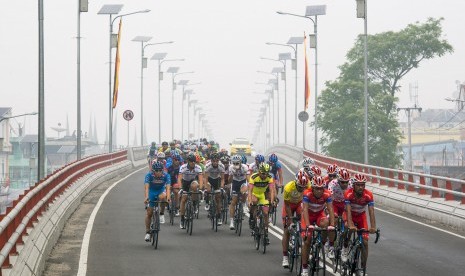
[
  {"xmin": 181, "ymin": 84, "xmax": 200, "ymax": 141},
  {"xmin": 77, "ymin": 0, "xmax": 88, "ymax": 160},
  {"xmin": 356, "ymin": 0, "xmax": 369, "ymax": 164},
  {"xmin": 258, "ymin": 69, "xmax": 282, "ymax": 144},
  {"xmin": 266, "ymin": 37, "xmax": 304, "ymax": 147},
  {"xmin": 170, "ymin": 70, "xmax": 194, "ymax": 140},
  {"xmin": 151, "ymin": 54, "xmax": 184, "ymax": 143},
  {"xmin": 98, "ymin": 5, "xmax": 150, "ymax": 152},
  {"xmin": 277, "ymin": 5, "xmax": 326, "ymax": 152},
  {"xmin": 132, "ymin": 37, "xmax": 173, "ymax": 146}
]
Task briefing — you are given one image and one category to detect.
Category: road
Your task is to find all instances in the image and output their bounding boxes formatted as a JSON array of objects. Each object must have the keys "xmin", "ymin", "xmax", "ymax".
[{"xmin": 44, "ymin": 158, "xmax": 465, "ymax": 276}]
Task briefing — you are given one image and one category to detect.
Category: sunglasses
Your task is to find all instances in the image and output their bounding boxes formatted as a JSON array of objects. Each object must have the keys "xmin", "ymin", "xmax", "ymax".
[
  {"xmin": 153, "ymin": 169, "xmax": 163, "ymax": 172},
  {"xmin": 354, "ymin": 183, "xmax": 365, "ymax": 186},
  {"xmin": 233, "ymin": 162, "xmax": 240, "ymax": 165},
  {"xmin": 339, "ymin": 180, "xmax": 349, "ymax": 184}
]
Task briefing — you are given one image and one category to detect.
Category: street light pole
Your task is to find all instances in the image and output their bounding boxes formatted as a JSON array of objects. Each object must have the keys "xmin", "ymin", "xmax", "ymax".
[
  {"xmin": 39, "ymin": 0, "xmax": 45, "ymax": 180},
  {"xmin": 171, "ymin": 71, "xmax": 194, "ymax": 140},
  {"xmin": 397, "ymin": 105, "xmax": 422, "ymax": 171},
  {"xmin": 77, "ymin": 0, "xmax": 88, "ymax": 160}
]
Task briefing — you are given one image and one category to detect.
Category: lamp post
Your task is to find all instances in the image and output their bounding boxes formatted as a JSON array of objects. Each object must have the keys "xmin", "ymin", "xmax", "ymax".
[
  {"xmin": 278, "ymin": 5, "xmax": 326, "ymax": 152},
  {"xmin": 356, "ymin": 0, "xmax": 369, "ymax": 164},
  {"xmin": 151, "ymin": 54, "xmax": 184, "ymax": 143},
  {"xmin": 98, "ymin": 5, "xmax": 150, "ymax": 152},
  {"xmin": 132, "ymin": 38, "xmax": 174, "ymax": 146},
  {"xmin": 256, "ymin": 82, "xmax": 276, "ymax": 145},
  {"xmin": 188, "ymin": 99, "xmax": 198, "ymax": 139},
  {"xmin": 266, "ymin": 37, "xmax": 304, "ymax": 147},
  {"xmin": 170, "ymin": 70, "xmax": 194, "ymax": 140},
  {"xmin": 181, "ymin": 83, "xmax": 200, "ymax": 141},
  {"xmin": 397, "ymin": 105, "xmax": 422, "ymax": 171},
  {"xmin": 257, "ymin": 70, "xmax": 282, "ymax": 144},
  {"xmin": 77, "ymin": 0, "xmax": 88, "ymax": 160}
]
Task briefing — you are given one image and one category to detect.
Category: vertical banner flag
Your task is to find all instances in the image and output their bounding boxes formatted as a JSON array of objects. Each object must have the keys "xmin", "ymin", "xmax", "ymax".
[
  {"xmin": 113, "ymin": 19, "xmax": 123, "ymax": 109},
  {"xmin": 304, "ymin": 32, "xmax": 311, "ymax": 111}
]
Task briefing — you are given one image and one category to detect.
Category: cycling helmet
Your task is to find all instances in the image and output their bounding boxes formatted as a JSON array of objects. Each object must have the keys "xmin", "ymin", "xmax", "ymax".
[
  {"xmin": 312, "ymin": 176, "xmax": 325, "ymax": 188},
  {"xmin": 302, "ymin": 157, "xmax": 315, "ymax": 169},
  {"xmin": 258, "ymin": 163, "xmax": 271, "ymax": 173},
  {"xmin": 151, "ymin": 142, "xmax": 156, "ymax": 147},
  {"xmin": 187, "ymin": 153, "xmax": 196, "ymax": 162},
  {"xmin": 151, "ymin": 161, "xmax": 164, "ymax": 171},
  {"xmin": 241, "ymin": 155, "xmax": 248, "ymax": 164},
  {"xmin": 295, "ymin": 168, "xmax": 311, "ymax": 181},
  {"xmin": 189, "ymin": 144, "xmax": 197, "ymax": 151},
  {"xmin": 269, "ymin": 153, "xmax": 278, "ymax": 163},
  {"xmin": 162, "ymin": 141, "xmax": 168, "ymax": 146},
  {"xmin": 338, "ymin": 168, "xmax": 351, "ymax": 182},
  {"xmin": 353, "ymin": 173, "xmax": 367, "ymax": 184},
  {"xmin": 255, "ymin": 154, "xmax": 265, "ymax": 163},
  {"xmin": 169, "ymin": 141, "xmax": 176, "ymax": 146},
  {"xmin": 231, "ymin": 155, "xmax": 242, "ymax": 164},
  {"xmin": 209, "ymin": 140, "xmax": 215, "ymax": 145},
  {"xmin": 296, "ymin": 170, "xmax": 310, "ymax": 188},
  {"xmin": 210, "ymin": 152, "xmax": 220, "ymax": 161},
  {"xmin": 157, "ymin": 152, "xmax": 165, "ymax": 159},
  {"xmin": 327, "ymin": 164, "xmax": 338, "ymax": 176},
  {"xmin": 171, "ymin": 151, "xmax": 181, "ymax": 161},
  {"xmin": 220, "ymin": 155, "xmax": 230, "ymax": 163},
  {"xmin": 310, "ymin": 165, "xmax": 322, "ymax": 177}
]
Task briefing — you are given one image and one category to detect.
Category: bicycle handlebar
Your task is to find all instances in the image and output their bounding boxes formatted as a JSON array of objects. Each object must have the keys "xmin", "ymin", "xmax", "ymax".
[{"xmin": 353, "ymin": 228, "xmax": 381, "ymax": 244}]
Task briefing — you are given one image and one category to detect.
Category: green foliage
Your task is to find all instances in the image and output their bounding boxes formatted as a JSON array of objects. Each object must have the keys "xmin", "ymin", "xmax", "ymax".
[{"xmin": 316, "ymin": 18, "xmax": 452, "ymax": 168}]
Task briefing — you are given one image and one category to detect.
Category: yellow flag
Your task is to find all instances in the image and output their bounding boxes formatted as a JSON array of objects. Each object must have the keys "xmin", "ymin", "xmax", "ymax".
[
  {"xmin": 304, "ymin": 32, "xmax": 311, "ymax": 111},
  {"xmin": 113, "ymin": 19, "xmax": 122, "ymax": 109}
]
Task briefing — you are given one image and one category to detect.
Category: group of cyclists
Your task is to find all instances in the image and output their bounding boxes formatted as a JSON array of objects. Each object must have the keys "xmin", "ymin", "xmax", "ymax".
[{"xmin": 143, "ymin": 139, "xmax": 377, "ymax": 276}]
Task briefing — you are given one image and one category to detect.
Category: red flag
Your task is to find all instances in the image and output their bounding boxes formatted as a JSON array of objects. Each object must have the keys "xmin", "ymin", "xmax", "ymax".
[
  {"xmin": 304, "ymin": 32, "xmax": 311, "ymax": 111},
  {"xmin": 112, "ymin": 19, "xmax": 122, "ymax": 109}
]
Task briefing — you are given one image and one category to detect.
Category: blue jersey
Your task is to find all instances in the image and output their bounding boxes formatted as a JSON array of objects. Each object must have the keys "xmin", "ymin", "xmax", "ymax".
[
  {"xmin": 269, "ymin": 161, "xmax": 282, "ymax": 180},
  {"xmin": 144, "ymin": 172, "xmax": 171, "ymax": 200}
]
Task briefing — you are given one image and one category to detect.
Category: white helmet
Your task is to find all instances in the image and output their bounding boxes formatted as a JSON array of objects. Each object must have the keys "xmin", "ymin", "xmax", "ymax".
[{"xmin": 302, "ymin": 157, "xmax": 315, "ymax": 169}]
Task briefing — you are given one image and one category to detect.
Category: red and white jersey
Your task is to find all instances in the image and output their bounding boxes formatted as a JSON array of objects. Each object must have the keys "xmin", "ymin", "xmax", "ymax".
[
  {"xmin": 302, "ymin": 189, "xmax": 333, "ymax": 214},
  {"xmin": 344, "ymin": 188, "xmax": 374, "ymax": 215},
  {"xmin": 328, "ymin": 179, "xmax": 352, "ymax": 203}
]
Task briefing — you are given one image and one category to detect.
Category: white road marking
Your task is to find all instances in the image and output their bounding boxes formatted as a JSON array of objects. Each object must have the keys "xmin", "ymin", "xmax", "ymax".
[{"xmin": 77, "ymin": 167, "xmax": 145, "ymax": 276}]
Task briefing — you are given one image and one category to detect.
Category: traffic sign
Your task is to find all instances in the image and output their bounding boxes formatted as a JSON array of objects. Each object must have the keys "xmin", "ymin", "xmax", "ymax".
[
  {"xmin": 123, "ymin": 110, "xmax": 134, "ymax": 121},
  {"xmin": 298, "ymin": 111, "xmax": 309, "ymax": 122}
]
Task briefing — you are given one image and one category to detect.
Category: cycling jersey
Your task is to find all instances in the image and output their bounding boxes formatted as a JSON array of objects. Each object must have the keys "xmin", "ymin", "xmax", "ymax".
[
  {"xmin": 167, "ymin": 163, "xmax": 182, "ymax": 186},
  {"xmin": 248, "ymin": 172, "xmax": 274, "ymax": 195},
  {"xmin": 283, "ymin": 180, "xmax": 310, "ymax": 204},
  {"xmin": 144, "ymin": 171, "xmax": 171, "ymax": 207},
  {"xmin": 328, "ymin": 179, "xmax": 352, "ymax": 203},
  {"xmin": 205, "ymin": 163, "xmax": 225, "ymax": 179},
  {"xmin": 268, "ymin": 161, "xmax": 282, "ymax": 180},
  {"xmin": 147, "ymin": 147, "xmax": 157, "ymax": 157},
  {"xmin": 344, "ymin": 188, "xmax": 374, "ymax": 215},
  {"xmin": 302, "ymin": 189, "xmax": 332, "ymax": 214},
  {"xmin": 248, "ymin": 162, "xmax": 259, "ymax": 175},
  {"xmin": 179, "ymin": 163, "xmax": 202, "ymax": 182},
  {"xmin": 229, "ymin": 164, "xmax": 249, "ymax": 182}
]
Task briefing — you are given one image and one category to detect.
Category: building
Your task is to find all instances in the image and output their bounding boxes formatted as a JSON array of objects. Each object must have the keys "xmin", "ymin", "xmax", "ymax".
[{"xmin": 0, "ymin": 107, "xmax": 12, "ymax": 188}]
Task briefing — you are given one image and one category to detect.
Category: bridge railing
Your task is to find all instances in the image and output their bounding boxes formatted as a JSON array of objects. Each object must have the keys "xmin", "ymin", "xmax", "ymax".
[
  {"xmin": 0, "ymin": 150, "xmax": 127, "ymax": 270},
  {"xmin": 303, "ymin": 150, "xmax": 465, "ymax": 204}
]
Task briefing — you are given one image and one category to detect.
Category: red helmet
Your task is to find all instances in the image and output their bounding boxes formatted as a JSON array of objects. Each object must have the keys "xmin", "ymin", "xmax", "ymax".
[
  {"xmin": 312, "ymin": 176, "xmax": 325, "ymax": 188},
  {"xmin": 310, "ymin": 165, "xmax": 322, "ymax": 177},
  {"xmin": 296, "ymin": 171, "xmax": 310, "ymax": 188},
  {"xmin": 338, "ymin": 168, "xmax": 351, "ymax": 182},
  {"xmin": 353, "ymin": 173, "xmax": 367, "ymax": 184},
  {"xmin": 327, "ymin": 164, "xmax": 338, "ymax": 175}
]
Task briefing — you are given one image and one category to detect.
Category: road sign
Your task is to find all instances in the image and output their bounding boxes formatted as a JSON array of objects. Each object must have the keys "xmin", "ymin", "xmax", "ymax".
[
  {"xmin": 123, "ymin": 110, "xmax": 134, "ymax": 121},
  {"xmin": 298, "ymin": 111, "xmax": 309, "ymax": 122}
]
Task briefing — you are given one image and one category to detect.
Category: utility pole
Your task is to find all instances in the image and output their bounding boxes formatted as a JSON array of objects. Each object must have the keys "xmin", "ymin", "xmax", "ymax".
[{"xmin": 397, "ymin": 105, "xmax": 422, "ymax": 171}]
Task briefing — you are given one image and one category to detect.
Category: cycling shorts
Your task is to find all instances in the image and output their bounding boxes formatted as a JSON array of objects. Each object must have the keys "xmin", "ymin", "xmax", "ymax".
[
  {"xmin": 208, "ymin": 177, "xmax": 221, "ymax": 191},
  {"xmin": 252, "ymin": 192, "xmax": 269, "ymax": 205},
  {"xmin": 352, "ymin": 212, "xmax": 369, "ymax": 240},
  {"xmin": 281, "ymin": 202, "xmax": 302, "ymax": 226},
  {"xmin": 148, "ymin": 191, "xmax": 166, "ymax": 207},
  {"xmin": 182, "ymin": 179, "xmax": 197, "ymax": 192},
  {"xmin": 231, "ymin": 179, "xmax": 247, "ymax": 195},
  {"xmin": 333, "ymin": 201, "xmax": 346, "ymax": 217},
  {"xmin": 300, "ymin": 211, "xmax": 327, "ymax": 238}
]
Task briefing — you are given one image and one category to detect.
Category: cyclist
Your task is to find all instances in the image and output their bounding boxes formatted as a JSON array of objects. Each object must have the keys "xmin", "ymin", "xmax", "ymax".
[
  {"xmin": 268, "ymin": 153, "xmax": 284, "ymax": 191},
  {"xmin": 156, "ymin": 152, "xmax": 167, "ymax": 171},
  {"xmin": 248, "ymin": 163, "xmax": 275, "ymax": 239},
  {"xmin": 178, "ymin": 152, "xmax": 204, "ymax": 229},
  {"xmin": 248, "ymin": 154, "xmax": 265, "ymax": 176},
  {"xmin": 301, "ymin": 176, "xmax": 335, "ymax": 276},
  {"xmin": 158, "ymin": 141, "xmax": 169, "ymax": 153},
  {"xmin": 281, "ymin": 171, "xmax": 311, "ymax": 268},
  {"xmin": 325, "ymin": 167, "xmax": 352, "ymax": 259},
  {"xmin": 344, "ymin": 173, "xmax": 377, "ymax": 270},
  {"xmin": 324, "ymin": 164, "xmax": 339, "ymax": 188},
  {"xmin": 144, "ymin": 161, "xmax": 171, "ymax": 242},
  {"xmin": 147, "ymin": 142, "xmax": 158, "ymax": 167},
  {"xmin": 167, "ymin": 150, "xmax": 183, "ymax": 216},
  {"xmin": 204, "ymin": 153, "xmax": 226, "ymax": 225},
  {"xmin": 228, "ymin": 154, "xmax": 249, "ymax": 230}
]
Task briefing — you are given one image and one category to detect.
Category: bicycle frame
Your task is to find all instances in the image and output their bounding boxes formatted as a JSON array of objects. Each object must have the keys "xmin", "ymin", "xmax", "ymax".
[
  {"xmin": 147, "ymin": 200, "xmax": 169, "ymax": 249},
  {"xmin": 182, "ymin": 191, "xmax": 202, "ymax": 236},
  {"xmin": 251, "ymin": 203, "xmax": 270, "ymax": 254},
  {"xmin": 287, "ymin": 216, "xmax": 303, "ymax": 275},
  {"xmin": 341, "ymin": 228, "xmax": 380, "ymax": 276}
]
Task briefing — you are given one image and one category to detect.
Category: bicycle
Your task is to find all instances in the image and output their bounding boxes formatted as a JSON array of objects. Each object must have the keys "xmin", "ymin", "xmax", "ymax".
[
  {"xmin": 206, "ymin": 190, "xmax": 222, "ymax": 232},
  {"xmin": 305, "ymin": 225, "xmax": 336, "ymax": 276},
  {"xmin": 268, "ymin": 198, "xmax": 279, "ymax": 225},
  {"xmin": 147, "ymin": 200, "xmax": 169, "ymax": 249},
  {"xmin": 168, "ymin": 191, "xmax": 176, "ymax": 225},
  {"xmin": 287, "ymin": 216, "xmax": 303, "ymax": 275},
  {"xmin": 332, "ymin": 215, "xmax": 347, "ymax": 273},
  {"xmin": 251, "ymin": 203, "xmax": 270, "ymax": 254},
  {"xmin": 341, "ymin": 228, "xmax": 380, "ymax": 276},
  {"xmin": 231, "ymin": 191, "xmax": 244, "ymax": 236},
  {"xmin": 221, "ymin": 190, "xmax": 229, "ymax": 224},
  {"xmin": 182, "ymin": 191, "xmax": 202, "ymax": 236}
]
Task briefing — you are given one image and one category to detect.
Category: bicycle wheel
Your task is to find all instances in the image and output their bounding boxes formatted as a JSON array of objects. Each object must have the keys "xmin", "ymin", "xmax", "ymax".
[
  {"xmin": 272, "ymin": 206, "xmax": 277, "ymax": 225},
  {"xmin": 351, "ymin": 245, "xmax": 365, "ymax": 276},
  {"xmin": 194, "ymin": 200, "xmax": 200, "ymax": 219},
  {"xmin": 295, "ymin": 238, "xmax": 303, "ymax": 276},
  {"xmin": 189, "ymin": 206, "xmax": 194, "ymax": 236},
  {"xmin": 169, "ymin": 195, "xmax": 175, "ymax": 225},
  {"xmin": 185, "ymin": 202, "xmax": 192, "ymax": 234},
  {"xmin": 237, "ymin": 202, "xmax": 243, "ymax": 236},
  {"xmin": 261, "ymin": 229, "xmax": 267, "ymax": 254},
  {"xmin": 152, "ymin": 211, "xmax": 159, "ymax": 249},
  {"xmin": 254, "ymin": 219, "xmax": 260, "ymax": 251}
]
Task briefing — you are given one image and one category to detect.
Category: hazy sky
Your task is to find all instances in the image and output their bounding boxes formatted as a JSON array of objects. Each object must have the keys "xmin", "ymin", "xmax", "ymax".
[{"xmin": 1, "ymin": 0, "xmax": 464, "ymax": 150}]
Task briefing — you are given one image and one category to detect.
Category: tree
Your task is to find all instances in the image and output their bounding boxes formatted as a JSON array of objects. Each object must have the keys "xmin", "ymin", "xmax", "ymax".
[{"xmin": 316, "ymin": 18, "xmax": 453, "ymax": 168}]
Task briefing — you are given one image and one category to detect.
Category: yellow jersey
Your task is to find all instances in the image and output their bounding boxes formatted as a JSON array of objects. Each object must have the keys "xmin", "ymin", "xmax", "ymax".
[
  {"xmin": 248, "ymin": 172, "xmax": 274, "ymax": 195},
  {"xmin": 283, "ymin": 180, "xmax": 311, "ymax": 204}
]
